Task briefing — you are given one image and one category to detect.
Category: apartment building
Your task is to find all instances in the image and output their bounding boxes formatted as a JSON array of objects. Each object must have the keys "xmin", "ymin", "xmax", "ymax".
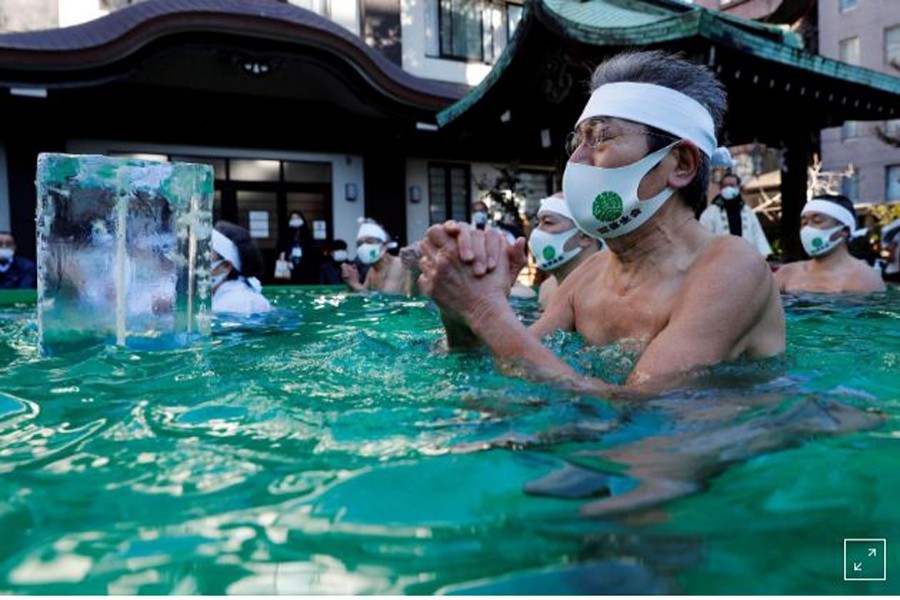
[{"xmin": 818, "ymin": 0, "xmax": 900, "ymax": 205}]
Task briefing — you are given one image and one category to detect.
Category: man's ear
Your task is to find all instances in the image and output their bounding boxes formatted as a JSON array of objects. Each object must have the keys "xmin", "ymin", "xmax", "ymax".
[
  {"xmin": 667, "ymin": 142, "xmax": 701, "ymax": 190},
  {"xmin": 835, "ymin": 226, "xmax": 851, "ymax": 242},
  {"xmin": 577, "ymin": 233, "xmax": 595, "ymax": 248}
]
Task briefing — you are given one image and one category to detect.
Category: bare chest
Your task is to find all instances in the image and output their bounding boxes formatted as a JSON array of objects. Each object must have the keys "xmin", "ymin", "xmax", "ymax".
[
  {"xmin": 785, "ymin": 265, "xmax": 853, "ymax": 293},
  {"xmin": 572, "ymin": 277, "xmax": 679, "ymax": 347}
]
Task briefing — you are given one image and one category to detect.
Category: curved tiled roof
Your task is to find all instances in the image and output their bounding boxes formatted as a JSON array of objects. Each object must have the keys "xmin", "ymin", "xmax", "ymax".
[
  {"xmin": 438, "ymin": 0, "xmax": 900, "ymax": 127},
  {"xmin": 0, "ymin": 0, "xmax": 466, "ymax": 110}
]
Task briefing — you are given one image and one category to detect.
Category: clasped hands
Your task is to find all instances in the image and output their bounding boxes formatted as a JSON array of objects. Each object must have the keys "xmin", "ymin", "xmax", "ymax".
[{"xmin": 416, "ymin": 221, "xmax": 527, "ymax": 325}]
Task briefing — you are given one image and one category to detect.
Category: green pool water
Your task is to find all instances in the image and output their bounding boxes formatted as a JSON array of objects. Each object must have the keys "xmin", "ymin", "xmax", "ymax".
[{"xmin": 0, "ymin": 286, "xmax": 897, "ymax": 594}]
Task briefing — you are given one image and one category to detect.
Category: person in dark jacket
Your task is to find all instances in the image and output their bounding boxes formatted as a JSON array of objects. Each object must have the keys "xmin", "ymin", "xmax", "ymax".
[
  {"xmin": 319, "ymin": 239, "xmax": 349, "ymax": 285},
  {"xmin": 0, "ymin": 232, "xmax": 36, "ymax": 289},
  {"xmin": 276, "ymin": 211, "xmax": 318, "ymax": 284}
]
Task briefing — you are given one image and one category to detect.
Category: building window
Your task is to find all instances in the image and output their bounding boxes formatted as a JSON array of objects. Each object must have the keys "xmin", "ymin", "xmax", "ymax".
[
  {"xmin": 287, "ymin": 0, "xmax": 330, "ymax": 17},
  {"xmin": 887, "ymin": 165, "xmax": 900, "ymax": 203},
  {"xmin": 100, "ymin": 0, "xmax": 142, "ymax": 9},
  {"xmin": 841, "ymin": 171, "xmax": 859, "ymax": 202},
  {"xmin": 506, "ymin": 4, "xmax": 523, "ymax": 39},
  {"xmin": 426, "ymin": 1, "xmax": 523, "ymax": 64},
  {"xmin": 886, "ymin": 26, "xmax": 900, "ymax": 68},
  {"xmin": 839, "ymin": 37, "xmax": 860, "ymax": 65},
  {"xmin": 839, "ymin": 0, "xmax": 858, "ymax": 13},
  {"xmin": 885, "ymin": 119, "xmax": 900, "ymax": 138},
  {"xmin": 842, "ymin": 120, "xmax": 861, "ymax": 139},
  {"xmin": 428, "ymin": 163, "xmax": 471, "ymax": 224}
]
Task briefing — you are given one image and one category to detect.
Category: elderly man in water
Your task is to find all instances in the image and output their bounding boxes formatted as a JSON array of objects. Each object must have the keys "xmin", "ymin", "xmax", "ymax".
[
  {"xmin": 342, "ymin": 219, "xmax": 417, "ymax": 295},
  {"xmin": 775, "ymin": 194, "xmax": 885, "ymax": 294},
  {"xmin": 418, "ymin": 50, "xmax": 785, "ymax": 392}
]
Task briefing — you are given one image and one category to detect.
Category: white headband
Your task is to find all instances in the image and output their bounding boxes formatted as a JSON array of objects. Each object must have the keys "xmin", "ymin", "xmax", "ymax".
[
  {"xmin": 576, "ymin": 82, "xmax": 717, "ymax": 157},
  {"xmin": 211, "ymin": 229, "xmax": 242, "ymax": 272},
  {"xmin": 801, "ymin": 199, "xmax": 855, "ymax": 230},
  {"xmin": 801, "ymin": 199, "xmax": 868, "ymax": 239},
  {"xmin": 538, "ymin": 196, "xmax": 574, "ymax": 221},
  {"xmin": 357, "ymin": 222, "xmax": 388, "ymax": 243}
]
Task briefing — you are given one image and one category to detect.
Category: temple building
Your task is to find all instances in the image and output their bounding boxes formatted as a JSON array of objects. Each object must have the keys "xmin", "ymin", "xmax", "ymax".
[{"xmin": 0, "ymin": 0, "xmax": 897, "ymax": 272}]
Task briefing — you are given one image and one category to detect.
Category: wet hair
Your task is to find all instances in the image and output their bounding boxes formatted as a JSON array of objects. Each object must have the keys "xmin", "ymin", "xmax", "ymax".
[
  {"xmin": 214, "ymin": 220, "xmax": 264, "ymax": 280},
  {"xmin": 589, "ymin": 50, "xmax": 727, "ymax": 214}
]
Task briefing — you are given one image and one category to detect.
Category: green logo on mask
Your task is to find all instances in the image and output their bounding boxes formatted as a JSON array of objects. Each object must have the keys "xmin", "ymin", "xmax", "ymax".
[
  {"xmin": 593, "ymin": 191, "xmax": 624, "ymax": 222},
  {"xmin": 812, "ymin": 237, "xmax": 823, "ymax": 248},
  {"xmin": 542, "ymin": 246, "xmax": 556, "ymax": 260}
]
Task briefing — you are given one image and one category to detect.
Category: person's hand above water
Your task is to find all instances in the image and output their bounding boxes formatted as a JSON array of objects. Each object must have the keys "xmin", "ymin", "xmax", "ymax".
[
  {"xmin": 341, "ymin": 262, "xmax": 365, "ymax": 292},
  {"xmin": 399, "ymin": 243, "xmax": 423, "ymax": 274},
  {"xmin": 419, "ymin": 224, "xmax": 512, "ymax": 327},
  {"xmin": 441, "ymin": 221, "xmax": 528, "ymax": 287}
]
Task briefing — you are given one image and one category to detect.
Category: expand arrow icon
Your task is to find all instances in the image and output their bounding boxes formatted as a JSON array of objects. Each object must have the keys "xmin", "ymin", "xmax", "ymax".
[
  {"xmin": 854, "ymin": 563, "xmax": 863, "ymax": 572},
  {"xmin": 869, "ymin": 548, "xmax": 878, "ymax": 557}
]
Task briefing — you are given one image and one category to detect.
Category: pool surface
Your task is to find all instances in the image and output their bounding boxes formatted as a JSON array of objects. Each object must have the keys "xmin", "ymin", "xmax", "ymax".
[{"xmin": 0, "ymin": 286, "xmax": 897, "ymax": 594}]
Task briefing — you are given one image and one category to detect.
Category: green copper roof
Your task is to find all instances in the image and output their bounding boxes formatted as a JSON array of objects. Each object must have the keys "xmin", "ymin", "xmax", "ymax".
[{"xmin": 437, "ymin": 0, "xmax": 900, "ymax": 127}]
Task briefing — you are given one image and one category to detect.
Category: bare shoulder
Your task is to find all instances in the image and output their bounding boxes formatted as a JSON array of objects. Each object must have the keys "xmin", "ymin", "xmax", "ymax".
[
  {"xmin": 849, "ymin": 259, "xmax": 886, "ymax": 292},
  {"xmin": 693, "ymin": 235, "xmax": 771, "ymax": 284},
  {"xmin": 681, "ymin": 236, "xmax": 776, "ymax": 316},
  {"xmin": 773, "ymin": 260, "xmax": 802, "ymax": 286}
]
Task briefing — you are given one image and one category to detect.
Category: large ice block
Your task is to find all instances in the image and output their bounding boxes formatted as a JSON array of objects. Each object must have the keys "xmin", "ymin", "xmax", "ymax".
[{"xmin": 36, "ymin": 154, "xmax": 214, "ymax": 353}]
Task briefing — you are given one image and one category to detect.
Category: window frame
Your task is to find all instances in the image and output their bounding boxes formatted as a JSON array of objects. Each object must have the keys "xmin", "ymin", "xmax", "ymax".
[
  {"xmin": 887, "ymin": 164, "xmax": 900, "ymax": 203},
  {"xmin": 427, "ymin": 0, "xmax": 523, "ymax": 65},
  {"xmin": 839, "ymin": 0, "xmax": 859, "ymax": 14},
  {"xmin": 427, "ymin": 162, "xmax": 472, "ymax": 225},
  {"xmin": 885, "ymin": 25, "xmax": 900, "ymax": 68},
  {"xmin": 838, "ymin": 36, "xmax": 860, "ymax": 65}
]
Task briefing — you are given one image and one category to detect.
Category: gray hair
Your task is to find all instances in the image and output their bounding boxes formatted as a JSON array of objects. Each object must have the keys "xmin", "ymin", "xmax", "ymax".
[{"xmin": 589, "ymin": 50, "xmax": 727, "ymax": 213}]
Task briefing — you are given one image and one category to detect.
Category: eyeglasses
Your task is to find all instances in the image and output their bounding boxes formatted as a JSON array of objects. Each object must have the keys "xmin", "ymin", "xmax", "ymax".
[{"xmin": 564, "ymin": 119, "xmax": 678, "ymax": 156}]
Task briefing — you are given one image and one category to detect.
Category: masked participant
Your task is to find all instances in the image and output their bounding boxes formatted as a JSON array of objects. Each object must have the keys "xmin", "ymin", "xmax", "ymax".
[
  {"xmin": 418, "ymin": 50, "xmax": 785, "ymax": 390},
  {"xmin": 699, "ymin": 172, "xmax": 772, "ymax": 257},
  {"xmin": 210, "ymin": 221, "xmax": 272, "ymax": 315},
  {"xmin": 528, "ymin": 193, "xmax": 602, "ymax": 308},
  {"xmin": 341, "ymin": 219, "xmax": 412, "ymax": 295},
  {"xmin": 775, "ymin": 194, "xmax": 885, "ymax": 294},
  {"xmin": 0, "ymin": 231, "xmax": 36, "ymax": 290}
]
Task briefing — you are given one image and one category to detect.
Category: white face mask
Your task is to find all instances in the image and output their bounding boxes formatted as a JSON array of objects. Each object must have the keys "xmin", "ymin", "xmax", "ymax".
[
  {"xmin": 289, "ymin": 217, "xmax": 304, "ymax": 228},
  {"xmin": 210, "ymin": 259, "xmax": 228, "ymax": 288},
  {"xmin": 800, "ymin": 224, "xmax": 845, "ymax": 257},
  {"xmin": 0, "ymin": 248, "xmax": 14, "ymax": 263},
  {"xmin": 562, "ymin": 142, "xmax": 677, "ymax": 240},
  {"xmin": 720, "ymin": 186, "xmax": 740, "ymax": 201},
  {"xmin": 333, "ymin": 250, "xmax": 348, "ymax": 262},
  {"xmin": 357, "ymin": 242, "xmax": 384, "ymax": 265},
  {"xmin": 529, "ymin": 227, "xmax": 582, "ymax": 271}
]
